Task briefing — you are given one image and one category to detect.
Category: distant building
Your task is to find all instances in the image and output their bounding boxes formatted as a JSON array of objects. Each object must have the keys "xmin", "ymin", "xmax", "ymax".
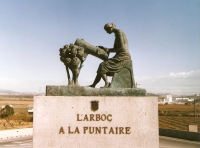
[
  {"xmin": 28, "ymin": 105, "xmax": 33, "ymax": 114},
  {"xmin": 175, "ymin": 98, "xmax": 189, "ymax": 101},
  {"xmin": 166, "ymin": 95, "xmax": 172, "ymax": 102},
  {"xmin": 158, "ymin": 95, "xmax": 173, "ymax": 105},
  {"xmin": 183, "ymin": 98, "xmax": 189, "ymax": 100},
  {"xmin": 188, "ymin": 98, "xmax": 195, "ymax": 102}
]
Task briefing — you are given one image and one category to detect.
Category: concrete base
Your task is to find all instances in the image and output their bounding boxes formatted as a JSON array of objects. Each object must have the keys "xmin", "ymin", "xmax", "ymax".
[{"xmin": 33, "ymin": 96, "xmax": 158, "ymax": 148}]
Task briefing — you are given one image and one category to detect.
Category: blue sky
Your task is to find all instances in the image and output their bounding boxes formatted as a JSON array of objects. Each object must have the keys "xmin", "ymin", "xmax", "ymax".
[{"xmin": 0, "ymin": 0, "xmax": 200, "ymax": 95}]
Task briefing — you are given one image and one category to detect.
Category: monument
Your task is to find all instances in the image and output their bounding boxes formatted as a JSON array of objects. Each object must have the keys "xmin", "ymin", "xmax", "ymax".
[{"xmin": 33, "ymin": 23, "xmax": 158, "ymax": 148}]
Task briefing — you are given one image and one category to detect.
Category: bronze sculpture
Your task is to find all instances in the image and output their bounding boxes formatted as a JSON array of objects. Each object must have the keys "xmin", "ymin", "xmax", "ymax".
[
  {"xmin": 60, "ymin": 44, "xmax": 87, "ymax": 86},
  {"xmin": 89, "ymin": 23, "xmax": 132, "ymax": 88},
  {"xmin": 59, "ymin": 23, "xmax": 135, "ymax": 88},
  {"xmin": 59, "ymin": 40, "xmax": 109, "ymax": 86}
]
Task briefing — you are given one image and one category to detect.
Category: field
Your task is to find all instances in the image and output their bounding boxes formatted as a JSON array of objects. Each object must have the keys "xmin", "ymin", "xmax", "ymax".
[
  {"xmin": 159, "ymin": 104, "xmax": 200, "ymax": 132},
  {"xmin": 0, "ymin": 95, "xmax": 199, "ymax": 132},
  {"xmin": 0, "ymin": 95, "xmax": 33, "ymax": 130}
]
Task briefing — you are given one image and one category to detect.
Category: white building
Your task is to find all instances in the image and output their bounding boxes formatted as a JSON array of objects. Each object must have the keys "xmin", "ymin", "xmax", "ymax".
[
  {"xmin": 166, "ymin": 95, "xmax": 172, "ymax": 103},
  {"xmin": 28, "ymin": 105, "xmax": 33, "ymax": 114}
]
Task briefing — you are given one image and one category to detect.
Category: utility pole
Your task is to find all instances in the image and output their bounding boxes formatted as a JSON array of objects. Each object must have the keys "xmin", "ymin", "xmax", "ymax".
[
  {"xmin": 136, "ymin": 82, "xmax": 141, "ymax": 88},
  {"xmin": 194, "ymin": 97, "xmax": 196, "ymax": 124}
]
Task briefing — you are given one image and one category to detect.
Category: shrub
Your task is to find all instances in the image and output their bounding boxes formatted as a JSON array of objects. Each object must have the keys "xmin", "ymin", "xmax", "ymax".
[{"xmin": 0, "ymin": 105, "xmax": 14, "ymax": 118}]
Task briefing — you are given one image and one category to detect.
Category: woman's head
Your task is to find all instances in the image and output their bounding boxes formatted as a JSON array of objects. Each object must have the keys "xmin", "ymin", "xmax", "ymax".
[{"xmin": 104, "ymin": 23, "xmax": 116, "ymax": 34}]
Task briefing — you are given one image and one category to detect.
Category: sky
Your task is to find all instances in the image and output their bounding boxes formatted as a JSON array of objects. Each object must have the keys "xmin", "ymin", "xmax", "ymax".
[{"xmin": 0, "ymin": 0, "xmax": 200, "ymax": 95}]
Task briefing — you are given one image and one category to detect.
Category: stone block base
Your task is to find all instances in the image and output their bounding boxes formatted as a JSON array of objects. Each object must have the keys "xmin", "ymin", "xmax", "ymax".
[{"xmin": 33, "ymin": 96, "xmax": 158, "ymax": 148}]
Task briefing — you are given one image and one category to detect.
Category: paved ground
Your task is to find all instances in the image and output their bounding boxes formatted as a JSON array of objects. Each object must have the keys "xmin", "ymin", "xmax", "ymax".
[
  {"xmin": 0, "ymin": 128, "xmax": 33, "ymax": 148},
  {"xmin": 0, "ymin": 128, "xmax": 33, "ymax": 140},
  {"xmin": 159, "ymin": 136, "xmax": 200, "ymax": 148},
  {"xmin": 0, "ymin": 136, "xmax": 32, "ymax": 148},
  {"xmin": 0, "ymin": 136, "xmax": 199, "ymax": 148}
]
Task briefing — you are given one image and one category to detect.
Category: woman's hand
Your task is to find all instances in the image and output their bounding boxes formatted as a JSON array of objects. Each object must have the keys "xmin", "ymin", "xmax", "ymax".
[{"xmin": 98, "ymin": 46, "xmax": 105, "ymax": 49}]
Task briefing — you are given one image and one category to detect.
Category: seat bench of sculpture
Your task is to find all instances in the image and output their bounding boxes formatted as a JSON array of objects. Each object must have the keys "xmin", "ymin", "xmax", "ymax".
[{"xmin": 109, "ymin": 60, "xmax": 135, "ymax": 88}]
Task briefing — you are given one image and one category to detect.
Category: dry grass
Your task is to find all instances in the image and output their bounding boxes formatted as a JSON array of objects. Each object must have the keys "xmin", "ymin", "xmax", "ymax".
[
  {"xmin": 0, "ymin": 114, "xmax": 33, "ymax": 130},
  {"xmin": 0, "ymin": 96, "xmax": 33, "ymax": 130},
  {"xmin": 0, "ymin": 121, "xmax": 33, "ymax": 130}
]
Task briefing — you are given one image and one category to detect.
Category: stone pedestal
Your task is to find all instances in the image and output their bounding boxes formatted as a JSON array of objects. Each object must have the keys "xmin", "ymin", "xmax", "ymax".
[
  {"xmin": 33, "ymin": 96, "xmax": 158, "ymax": 148},
  {"xmin": 46, "ymin": 86, "xmax": 146, "ymax": 96}
]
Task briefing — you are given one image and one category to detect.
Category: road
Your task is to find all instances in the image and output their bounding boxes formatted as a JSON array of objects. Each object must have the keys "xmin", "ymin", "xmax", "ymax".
[
  {"xmin": 159, "ymin": 136, "xmax": 200, "ymax": 148},
  {"xmin": 0, "ymin": 136, "xmax": 199, "ymax": 148},
  {"xmin": 0, "ymin": 136, "xmax": 32, "ymax": 148}
]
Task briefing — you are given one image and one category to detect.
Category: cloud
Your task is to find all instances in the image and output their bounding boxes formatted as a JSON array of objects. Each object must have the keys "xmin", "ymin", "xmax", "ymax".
[
  {"xmin": 135, "ymin": 70, "xmax": 200, "ymax": 95},
  {"xmin": 0, "ymin": 77, "xmax": 67, "ymax": 93},
  {"xmin": 0, "ymin": 77, "xmax": 19, "ymax": 88},
  {"xmin": 169, "ymin": 70, "xmax": 200, "ymax": 78},
  {"xmin": 0, "ymin": 76, "xmax": 104, "ymax": 93},
  {"xmin": 1, "ymin": 70, "xmax": 200, "ymax": 95}
]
